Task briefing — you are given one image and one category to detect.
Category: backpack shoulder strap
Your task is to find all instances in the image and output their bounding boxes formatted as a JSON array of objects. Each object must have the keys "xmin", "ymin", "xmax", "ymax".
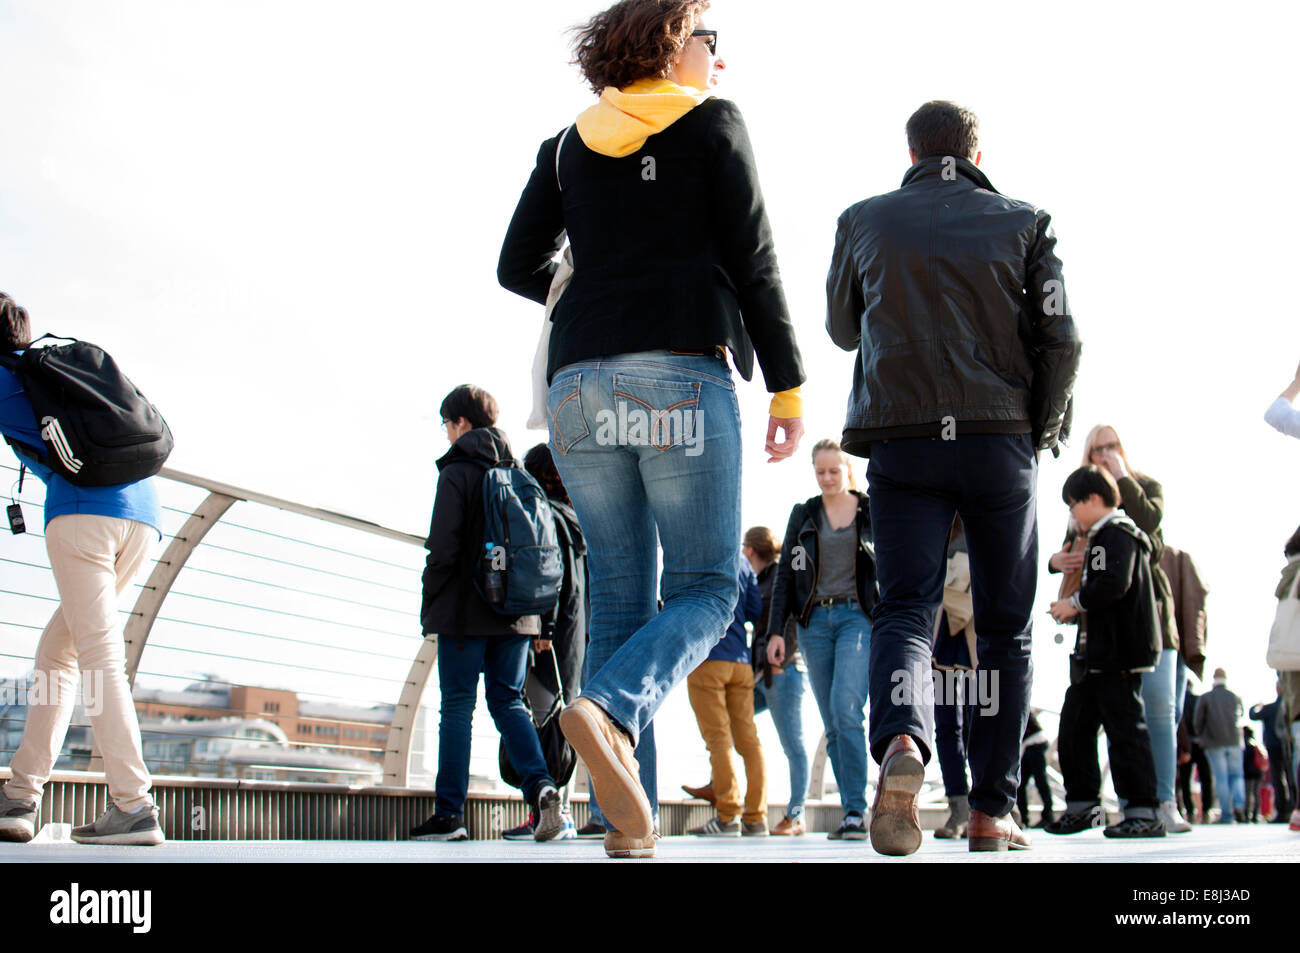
[{"xmin": 555, "ymin": 125, "xmax": 574, "ymax": 191}]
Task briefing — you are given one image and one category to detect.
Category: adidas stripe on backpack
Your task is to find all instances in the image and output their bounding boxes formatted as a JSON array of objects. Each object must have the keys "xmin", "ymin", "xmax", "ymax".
[
  {"xmin": 0, "ymin": 334, "xmax": 173, "ymax": 486},
  {"xmin": 476, "ymin": 464, "xmax": 564, "ymax": 617}
]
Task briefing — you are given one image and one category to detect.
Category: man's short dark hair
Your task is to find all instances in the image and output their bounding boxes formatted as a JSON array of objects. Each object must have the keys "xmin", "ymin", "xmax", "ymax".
[
  {"xmin": 906, "ymin": 101, "xmax": 979, "ymax": 160},
  {"xmin": 1286, "ymin": 524, "xmax": 1300, "ymax": 558},
  {"xmin": 0, "ymin": 293, "xmax": 31, "ymax": 351},
  {"xmin": 1062, "ymin": 465, "xmax": 1120, "ymax": 508},
  {"xmin": 439, "ymin": 385, "xmax": 499, "ymax": 430}
]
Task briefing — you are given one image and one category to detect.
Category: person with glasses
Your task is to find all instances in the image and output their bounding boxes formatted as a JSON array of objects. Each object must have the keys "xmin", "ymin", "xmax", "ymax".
[
  {"xmin": 497, "ymin": 0, "xmax": 805, "ymax": 859},
  {"xmin": 1047, "ymin": 465, "xmax": 1166, "ymax": 838},
  {"xmin": 1048, "ymin": 424, "xmax": 1190, "ymax": 834}
]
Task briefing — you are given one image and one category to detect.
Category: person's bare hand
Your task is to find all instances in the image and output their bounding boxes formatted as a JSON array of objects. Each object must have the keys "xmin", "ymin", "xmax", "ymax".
[
  {"xmin": 1100, "ymin": 448, "xmax": 1128, "ymax": 480},
  {"xmin": 1050, "ymin": 547, "xmax": 1085, "ymax": 572},
  {"xmin": 767, "ymin": 634, "xmax": 786, "ymax": 666},
  {"xmin": 765, "ymin": 416, "xmax": 804, "ymax": 463},
  {"xmin": 1049, "ymin": 599, "xmax": 1079, "ymax": 623},
  {"xmin": 533, "ymin": 639, "xmax": 552, "ymax": 654}
]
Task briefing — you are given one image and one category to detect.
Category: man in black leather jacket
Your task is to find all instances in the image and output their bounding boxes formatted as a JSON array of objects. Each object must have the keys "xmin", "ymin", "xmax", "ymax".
[{"xmin": 825, "ymin": 101, "xmax": 1081, "ymax": 855}]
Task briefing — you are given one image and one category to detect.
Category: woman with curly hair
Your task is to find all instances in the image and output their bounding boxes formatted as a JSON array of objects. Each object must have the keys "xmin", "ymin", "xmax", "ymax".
[{"xmin": 498, "ymin": 0, "xmax": 806, "ymax": 858}]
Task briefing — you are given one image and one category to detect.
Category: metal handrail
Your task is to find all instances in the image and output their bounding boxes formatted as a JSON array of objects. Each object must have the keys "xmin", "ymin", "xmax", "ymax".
[{"xmin": 1, "ymin": 463, "xmax": 439, "ymax": 789}]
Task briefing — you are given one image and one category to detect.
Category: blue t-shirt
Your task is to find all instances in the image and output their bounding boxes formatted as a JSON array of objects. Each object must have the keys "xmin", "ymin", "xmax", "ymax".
[
  {"xmin": 0, "ymin": 362, "xmax": 161, "ymax": 535},
  {"xmin": 707, "ymin": 556, "xmax": 762, "ymax": 665}
]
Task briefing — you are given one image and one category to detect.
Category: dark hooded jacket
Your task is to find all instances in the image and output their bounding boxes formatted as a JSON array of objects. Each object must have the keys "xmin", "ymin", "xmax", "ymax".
[
  {"xmin": 420, "ymin": 427, "xmax": 540, "ymax": 638},
  {"xmin": 1075, "ymin": 513, "xmax": 1160, "ymax": 673}
]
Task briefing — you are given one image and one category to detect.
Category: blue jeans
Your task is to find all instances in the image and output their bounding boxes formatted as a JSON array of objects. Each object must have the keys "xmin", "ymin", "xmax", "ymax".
[
  {"xmin": 434, "ymin": 634, "xmax": 553, "ymax": 817},
  {"xmin": 547, "ymin": 350, "xmax": 743, "ymax": 811},
  {"xmin": 754, "ymin": 661, "xmax": 809, "ymax": 818},
  {"xmin": 865, "ymin": 434, "xmax": 1037, "ymax": 817},
  {"xmin": 799, "ymin": 603, "xmax": 871, "ymax": 815},
  {"xmin": 1141, "ymin": 648, "xmax": 1179, "ymax": 803},
  {"xmin": 1204, "ymin": 745, "xmax": 1246, "ymax": 818}
]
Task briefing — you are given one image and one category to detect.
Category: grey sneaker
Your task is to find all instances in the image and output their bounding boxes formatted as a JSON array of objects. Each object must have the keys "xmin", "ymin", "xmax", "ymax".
[
  {"xmin": 0, "ymin": 790, "xmax": 38, "ymax": 843},
  {"xmin": 828, "ymin": 812, "xmax": 868, "ymax": 841},
  {"xmin": 533, "ymin": 785, "xmax": 563, "ymax": 842},
  {"xmin": 688, "ymin": 815, "xmax": 741, "ymax": 837},
  {"xmin": 71, "ymin": 802, "xmax": 165, "ymax": 846},
  {"xmin": 742, "ymin": 820, "xmax": 770, "ymax": 837}
]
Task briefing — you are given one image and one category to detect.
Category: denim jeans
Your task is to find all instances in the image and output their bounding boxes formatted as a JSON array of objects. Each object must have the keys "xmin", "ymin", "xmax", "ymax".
[
  {"xmin": 1204, "ymin": 745, "xmax": 1246, "ymax": 818},
  {"xmin": 547, "ymin": 350, "xmax": 743, "ymax": 815},
  {"xmin": 434, "ymin": 634, "xmax": 553, "ymax": 817},
  {"xmin": 865, "ymin": 434, "xmax": 1037, "ymax": 817},
  {"xmin": 799, "ymin": 603, "xmax": 871, "ymax": 815},
  {"xmin": 754, "ymin": 661, "xmax": 809, "ymax": 818},
  {"xmin": 1141, "ymin": 648, "xmax": 1179, "ymax": 803}
]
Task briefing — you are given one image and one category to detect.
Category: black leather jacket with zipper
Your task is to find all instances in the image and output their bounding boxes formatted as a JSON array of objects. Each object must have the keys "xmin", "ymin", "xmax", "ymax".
[{"xmin": 767, "ymin": 490, "xmax": 877, "ymax": 639}]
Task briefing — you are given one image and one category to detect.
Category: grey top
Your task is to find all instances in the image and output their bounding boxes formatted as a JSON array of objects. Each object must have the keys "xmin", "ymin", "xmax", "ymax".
[{"xmin": 814, "ymin": 507, "xmax": 858, "ymax": 601}]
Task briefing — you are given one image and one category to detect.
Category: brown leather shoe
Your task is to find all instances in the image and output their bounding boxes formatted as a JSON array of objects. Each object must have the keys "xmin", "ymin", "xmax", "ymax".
[
  {"xmin": 869, "ymin": 735, "xmax": 925, "ymax": 856},
  {"xmin": 770, "ymin": 815, "xmax": 806, "ymax": 836},
  {"xmin": 968, "ymin": 809, "xmax": 1032, "ymax": 852},
  {"xmin": 681, "ymin": 781, "xmax": 716, "ymax": 806},
  {"xmin": 559, "ymin": 698, "xmax": 653, "ymax": 838}
]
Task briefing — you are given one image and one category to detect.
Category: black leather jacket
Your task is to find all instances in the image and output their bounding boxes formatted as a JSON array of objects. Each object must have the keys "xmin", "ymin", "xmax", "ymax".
[
  {"xmin": 827, "ymin": 155, "xmax": 1081, "ymax": 456},
  {"xmin": 767, "ymin": 490, "xmax": 877, "ymax": 636}
]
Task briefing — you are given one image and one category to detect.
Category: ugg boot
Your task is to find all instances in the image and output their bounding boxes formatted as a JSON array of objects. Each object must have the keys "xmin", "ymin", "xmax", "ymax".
[{"xmin": 934, "ymin": 795, "xmax": 970, "ymax": 839}]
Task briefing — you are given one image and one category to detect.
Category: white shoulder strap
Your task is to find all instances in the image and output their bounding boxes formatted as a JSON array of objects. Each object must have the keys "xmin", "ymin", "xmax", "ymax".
[{"xmin": 555, "ymin": 125, "xmax": 573, "ymax": 191}]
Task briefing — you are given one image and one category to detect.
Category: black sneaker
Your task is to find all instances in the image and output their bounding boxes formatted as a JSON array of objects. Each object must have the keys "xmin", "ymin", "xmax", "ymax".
[
  {"xmin": 1104, "ymin": 816, "xmax": 1166, "ymax": 838},
  {"xmin": 410, "ymin": 813, "xmax": 468, "ymax": 841},
  {"xmin": 503, "ymin": 812, "xmax": 536, "ymax": 841},
  {"xmin": 827, "ymin": 812, "xmax": 868, "ymax": 841},
  {"xmin": 1043, "ymin": 804, "xmax": 1105, "ymax": 835},
  {"xmin": 575, "ymin": 820, "xmax": 607, "ymax": 839}
]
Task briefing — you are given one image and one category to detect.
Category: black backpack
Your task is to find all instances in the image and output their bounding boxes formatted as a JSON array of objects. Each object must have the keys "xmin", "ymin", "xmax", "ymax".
[{"xmin": 0, "ymin": 335, "xmax": 173, "ymax": 486}]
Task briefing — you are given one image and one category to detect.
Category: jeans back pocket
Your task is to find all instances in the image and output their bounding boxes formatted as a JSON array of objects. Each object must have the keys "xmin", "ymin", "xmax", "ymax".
[
  {"xmin": 608, "ymin": 374, "xmax": 702, "ymax": 453},
  {"xmin": 547, "ymin": 372, "xmax": 590, "ymax": 454}
]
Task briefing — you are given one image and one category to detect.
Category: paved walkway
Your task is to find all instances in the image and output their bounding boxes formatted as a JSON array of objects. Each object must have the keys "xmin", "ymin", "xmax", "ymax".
[{"xmin": 6, "ymin": 823, "xmax": 1297, "ymax": 863}]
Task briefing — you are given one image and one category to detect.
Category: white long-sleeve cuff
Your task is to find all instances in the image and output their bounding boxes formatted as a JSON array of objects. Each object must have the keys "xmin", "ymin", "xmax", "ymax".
[{"xmin": 1265, "ymin": 397, "xmax": 1300, "ymax": 439}]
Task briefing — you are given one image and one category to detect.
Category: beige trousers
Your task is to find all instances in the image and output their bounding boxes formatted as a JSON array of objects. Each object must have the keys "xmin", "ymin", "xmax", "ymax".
[
  {"xmin": 3, "ymin": 514, "xmax": 154, "ymax": 812},
  {"xmin": 687, "ymin": 660, "xmax": 767, "ymax": 824}
]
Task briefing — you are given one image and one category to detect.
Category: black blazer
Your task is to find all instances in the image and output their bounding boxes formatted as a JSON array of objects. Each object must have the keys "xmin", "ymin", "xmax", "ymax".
[{"xmin": 498, "ymin": 97, "xmax": 804, "ymax": 394}]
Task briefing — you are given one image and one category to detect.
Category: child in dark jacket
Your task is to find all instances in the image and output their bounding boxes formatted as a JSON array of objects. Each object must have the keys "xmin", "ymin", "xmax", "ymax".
[{"xmin": 1047, "ymin": 465, "xmax": 1165, "ymax": 838}]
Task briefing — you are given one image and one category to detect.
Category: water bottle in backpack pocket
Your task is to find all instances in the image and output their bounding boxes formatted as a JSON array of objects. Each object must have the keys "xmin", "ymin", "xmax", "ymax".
[{"xmin": 476, "ymin": 464, "xmax": 564, "ymax": 616}]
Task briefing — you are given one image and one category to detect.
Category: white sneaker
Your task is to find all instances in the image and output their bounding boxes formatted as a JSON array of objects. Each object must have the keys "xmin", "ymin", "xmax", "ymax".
[{"xmin": 1159, "ymin": 800, "xmax": 1192, "ymax": 834}]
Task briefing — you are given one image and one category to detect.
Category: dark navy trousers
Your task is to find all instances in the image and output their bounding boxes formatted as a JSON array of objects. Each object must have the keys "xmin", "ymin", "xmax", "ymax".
[{"xmin": 865, "ymin": 433, "xmax": 1038, "ymax": 817}]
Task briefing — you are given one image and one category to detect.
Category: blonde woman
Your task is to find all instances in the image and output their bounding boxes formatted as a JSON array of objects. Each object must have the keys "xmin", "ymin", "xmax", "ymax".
[{"xmin": 766, "ymin": 440, "xmax": 877, "ymax": 839}]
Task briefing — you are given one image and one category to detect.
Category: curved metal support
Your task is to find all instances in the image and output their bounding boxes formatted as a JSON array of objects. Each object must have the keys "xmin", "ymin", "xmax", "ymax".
[
  {"xmin": 383, "ymin": 634, "xmax": 438, "ymax": 788},
  {"xmin": 808, "ymin": 731, "xmax": 829, "ymax": 800},
  {"xmin": 123, "ymin": 490, "xmax": 238, "ymax": 687}
]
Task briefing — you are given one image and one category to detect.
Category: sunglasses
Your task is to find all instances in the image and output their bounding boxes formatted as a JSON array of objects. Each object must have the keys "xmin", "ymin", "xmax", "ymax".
[{"xmin": 690, "ymin": 29, "xmax": 718, "ymax": 55}]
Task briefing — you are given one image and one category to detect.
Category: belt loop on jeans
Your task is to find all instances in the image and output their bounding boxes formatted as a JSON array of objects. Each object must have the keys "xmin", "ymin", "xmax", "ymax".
[{"xmin": 815, "ymin": 596, "xmax": 857, "ymax": 607}]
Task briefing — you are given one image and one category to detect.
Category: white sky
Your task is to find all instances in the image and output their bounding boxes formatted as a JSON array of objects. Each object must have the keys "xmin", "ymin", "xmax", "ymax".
[{"xmin": 3, "ymin": 0, "xmax": 1300, "ymax": 802}]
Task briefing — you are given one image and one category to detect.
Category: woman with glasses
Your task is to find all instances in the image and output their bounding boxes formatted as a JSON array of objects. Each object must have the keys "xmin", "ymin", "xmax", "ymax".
[
  {"xmin": 497, "ymin": 0, "xmax": 805, "ymax": 859},
  {"xmin": 1048, "ymin": 424, "xmax": 1188, "ymax": 833}
]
